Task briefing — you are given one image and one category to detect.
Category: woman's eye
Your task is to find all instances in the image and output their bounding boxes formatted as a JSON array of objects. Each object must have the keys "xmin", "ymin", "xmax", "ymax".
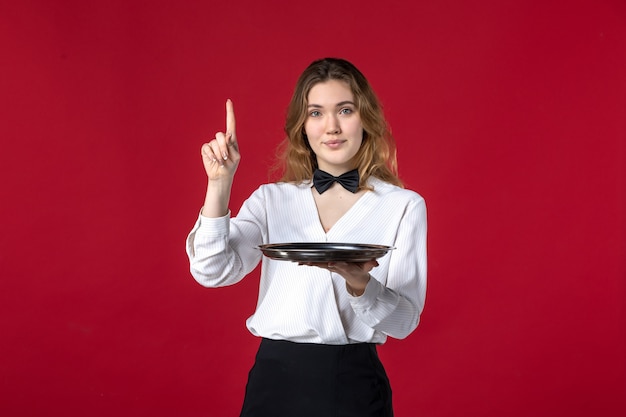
[
  {"xmin": 339, "ymin": 108, "xmax": 353, "ymax": 115},
  {"xmin": 310, "ymin": 110, "xmax": 321, "ymax": 117}
]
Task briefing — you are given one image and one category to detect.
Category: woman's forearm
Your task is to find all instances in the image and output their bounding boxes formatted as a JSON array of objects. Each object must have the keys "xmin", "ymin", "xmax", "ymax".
[{"xmin": 201, "ymin": 177, "xmax": 233, "ymax": 218}]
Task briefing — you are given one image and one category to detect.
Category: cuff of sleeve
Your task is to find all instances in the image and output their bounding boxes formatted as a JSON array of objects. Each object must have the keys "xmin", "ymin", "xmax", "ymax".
[
  {"xmin": 197, "ymin": 209, "xmax": 231, "ymax": 237},
  {"xmin": 348, "ymin": 275, "xmax": 382, "ymax": 308}
]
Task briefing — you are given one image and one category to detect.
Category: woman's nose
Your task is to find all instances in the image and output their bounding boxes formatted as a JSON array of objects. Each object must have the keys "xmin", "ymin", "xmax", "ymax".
[{"xmin": 326, "ymin": 116, "xmax": 341, "ymax": 134}]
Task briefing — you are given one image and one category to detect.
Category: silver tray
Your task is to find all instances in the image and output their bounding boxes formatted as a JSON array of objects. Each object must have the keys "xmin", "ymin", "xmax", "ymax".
[{"xmin": 258, "ymin": 242, "xmax": 394, "ymax": 262}]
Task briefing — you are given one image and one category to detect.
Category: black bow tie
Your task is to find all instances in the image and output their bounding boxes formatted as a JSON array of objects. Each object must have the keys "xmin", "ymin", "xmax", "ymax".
[{"xmin": 313, "ymin": 168, "xmax": 360, "ymax": 194}]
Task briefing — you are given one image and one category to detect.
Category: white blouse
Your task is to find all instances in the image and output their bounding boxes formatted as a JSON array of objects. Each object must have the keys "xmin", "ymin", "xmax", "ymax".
[{"xmin": 186, "ymin": 177, "xmax": 427, "ymax": 345}]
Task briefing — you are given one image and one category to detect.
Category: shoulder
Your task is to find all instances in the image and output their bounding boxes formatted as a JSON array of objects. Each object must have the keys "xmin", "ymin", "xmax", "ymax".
[
  {"xmin": 252, "ymin": 181, "xmax": 311, "ymax": 198},
  {"xmin": 257, "ymin": 181, "xmax": 310, "ymax": 191},
  {"xmin": 367, "ymin": 178, "xmax": 427, "ymax": 226},
  {"xmin": 240, "ymin": 182, "xmax": 310, "ymax": 213},
  {"xmin": 368, "ymin": 177, "xmax": 425, "ymax": 205}
]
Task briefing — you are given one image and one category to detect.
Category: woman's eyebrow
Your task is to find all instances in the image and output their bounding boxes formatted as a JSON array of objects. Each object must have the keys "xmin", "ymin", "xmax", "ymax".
[{"xmin": 307, "ymin": 101, "xmax": 356, "ymax": 108}]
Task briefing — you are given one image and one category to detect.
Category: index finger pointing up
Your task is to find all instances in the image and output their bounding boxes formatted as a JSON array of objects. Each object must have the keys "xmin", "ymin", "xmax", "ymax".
[{"xmin": 226, "ymin": 99, "xmax": 236, "ymax": 140}]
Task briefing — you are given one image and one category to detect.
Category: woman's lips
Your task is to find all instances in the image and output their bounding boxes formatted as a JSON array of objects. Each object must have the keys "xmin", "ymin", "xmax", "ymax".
[{"xmin": 324, "ymin": 139, "xmax": 345, "ymax": 148}]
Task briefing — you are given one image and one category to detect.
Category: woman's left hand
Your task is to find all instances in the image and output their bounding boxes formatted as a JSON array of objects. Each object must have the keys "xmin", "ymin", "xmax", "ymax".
[{"xmin": 298, "ymin": 260, "xmax": 379, "ymax": 296}]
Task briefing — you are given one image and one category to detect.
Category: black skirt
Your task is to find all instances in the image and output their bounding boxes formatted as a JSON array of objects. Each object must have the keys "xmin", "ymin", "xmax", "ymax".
[{"xmin": 239, "ymin": 338, "xmax": 394, "ymax": 417}]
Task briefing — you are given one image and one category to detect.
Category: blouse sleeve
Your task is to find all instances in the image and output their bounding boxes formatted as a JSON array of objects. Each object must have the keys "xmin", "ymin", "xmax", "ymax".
[
  {"xmin": 185, "ymin": 187, "xmax": 267, "ymax": 287},
  {"xmin": 348, "ymin": 196, "xmax": 427, "ymax": 339}
]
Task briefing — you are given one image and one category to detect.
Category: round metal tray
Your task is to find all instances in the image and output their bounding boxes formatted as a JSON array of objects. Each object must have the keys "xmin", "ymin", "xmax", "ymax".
[{"xmin": 258, "ymin": 242, "xmax": 394, "ymax": 262}]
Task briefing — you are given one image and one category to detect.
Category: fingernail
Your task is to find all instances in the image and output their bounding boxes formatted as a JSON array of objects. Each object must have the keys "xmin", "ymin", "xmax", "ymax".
[{"xmin": 222, "ymin": 152, "xmax": 228, "ymax": 160}]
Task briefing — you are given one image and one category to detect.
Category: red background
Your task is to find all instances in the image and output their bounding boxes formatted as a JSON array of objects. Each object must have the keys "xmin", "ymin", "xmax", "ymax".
[{"xmin": 1, "ymin": 0, "xmax": 625, "ymax": 416}]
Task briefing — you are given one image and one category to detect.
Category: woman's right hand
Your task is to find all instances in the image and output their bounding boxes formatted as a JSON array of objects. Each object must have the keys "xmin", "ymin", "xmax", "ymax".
[{"xmin": 201, "ymin": 99, "xmax": 241, "ymax": 182}]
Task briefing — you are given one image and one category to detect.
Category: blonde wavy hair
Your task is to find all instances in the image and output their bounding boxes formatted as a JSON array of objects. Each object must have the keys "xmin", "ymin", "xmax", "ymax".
[{"xmin": 274, "ymin": 58, "xmax": 403, "ymax": 189}]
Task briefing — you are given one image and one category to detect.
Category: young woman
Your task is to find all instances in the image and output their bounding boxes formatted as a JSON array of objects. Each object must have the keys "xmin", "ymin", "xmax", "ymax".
[{"xmin": 186, "ymin": 58, "xmax": 427, "ymax": 417}]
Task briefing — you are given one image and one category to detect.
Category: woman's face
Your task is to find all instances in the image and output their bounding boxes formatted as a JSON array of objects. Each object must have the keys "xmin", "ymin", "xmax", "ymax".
[{"xmin": 303, "ymin": 79, "xmax": 364, "ymax": 175}]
